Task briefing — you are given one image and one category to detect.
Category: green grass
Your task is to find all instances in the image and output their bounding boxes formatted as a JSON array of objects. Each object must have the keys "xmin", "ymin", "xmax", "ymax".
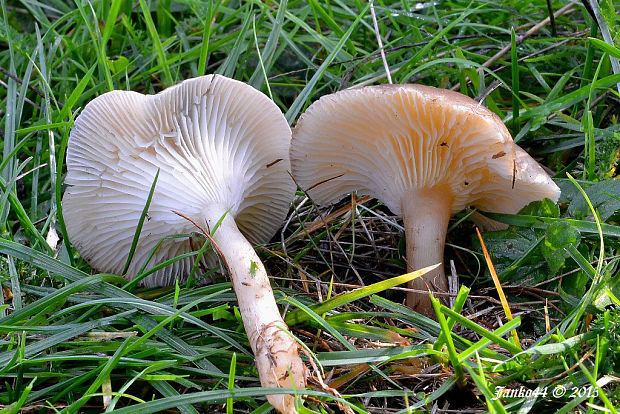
[{"xmin": 1, "ymin": 0, "xmax": 620, "ymax": 412}]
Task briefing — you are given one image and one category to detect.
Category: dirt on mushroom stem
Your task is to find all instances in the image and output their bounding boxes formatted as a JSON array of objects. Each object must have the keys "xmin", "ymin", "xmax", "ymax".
[{"xmin": 204, "ymin": 205, "xmax": 307, "ymax": 413}]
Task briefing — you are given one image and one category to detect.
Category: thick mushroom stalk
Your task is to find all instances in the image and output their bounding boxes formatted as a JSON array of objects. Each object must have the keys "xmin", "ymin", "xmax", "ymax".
[
  {"xmin": 402, "ymin": 188, "xmax": 451, "ymax": 317},
  {"xmin": 205, "ymin": 207, "xmax": 306, "ymax": 412}
]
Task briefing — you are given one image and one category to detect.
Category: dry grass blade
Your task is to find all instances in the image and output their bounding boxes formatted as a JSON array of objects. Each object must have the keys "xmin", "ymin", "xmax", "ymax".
[
  {"xmin": 369, "ymin": 1, "xmax": 392, "ymax": 84},
  {"xmin": 288, "ymin": 195, "xmax": 371, "ymax": 242},
  {"xmin": 475, "ymin": 227, "xmax": 522, "ymax": 350},
  {"xmin": 172, "ymin": 210, "xmax": 231, "ymax": 274}
]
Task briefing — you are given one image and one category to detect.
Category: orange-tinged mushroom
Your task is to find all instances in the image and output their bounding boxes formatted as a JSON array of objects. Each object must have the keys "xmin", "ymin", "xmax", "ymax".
[{"xmin": 290, "ymin": 84, "xmax": 560, "ymax": 317}]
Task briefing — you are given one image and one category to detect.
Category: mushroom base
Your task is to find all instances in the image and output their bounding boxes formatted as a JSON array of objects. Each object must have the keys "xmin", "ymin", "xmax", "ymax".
[
  {"xmin": 254, "ymin": 321, "xmax": 307, "ymax": 411},
  {"xmin": 401, "ymin": 188, "xmax": 451, "ymax": 318}
]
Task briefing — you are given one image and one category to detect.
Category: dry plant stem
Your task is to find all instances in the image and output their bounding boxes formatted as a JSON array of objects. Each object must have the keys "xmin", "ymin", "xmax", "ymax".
[
  {"xmin": 402, "ymin": 189, "xmax": 451, "ymax": 317},
  {"xmin": 204, "ymin": 207, "xmax": 306, "ymax": 413},
  {"xmin": 370, "ymin": 1, "xmax": 392, "ymax": 84}
]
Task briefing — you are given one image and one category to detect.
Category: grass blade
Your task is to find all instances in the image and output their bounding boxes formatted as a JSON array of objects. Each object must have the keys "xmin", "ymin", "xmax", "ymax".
[
  {"xmin": 122, "ymin": 169, "xmax": 159, "ymax": 275},
  {"xmin": 284, "ymin": 3, "xmax": 369, "ymax": 124},
  {"xmin": 440, "ymin": 306, "xmax": 522, "ymax": 355},
  {"xmin": 138, "ymin": 0, "xmax": 173, "ymax": 86},
  {"xmin": 227, "ymin": 353, "xmax": 236, "ymax": 414},
  {"xmin": 249, "ymin": 0, "xmax": 288, "ymax": 91},
  {"xmin": 216, "ymin": 3, "xmax": 253, "ymax": 78},
  {"xmin": 431, "ymin": 294, "xmax": 466, "ymax": 387},
  {"xmin": 196, "ymin": 1, "xmax": 222, "ymax": 77},
  {"xmin": 483, "ymin": 213, "xmax": 620, "ymax": 238},
  {"xmin": 285, "ymin": 264, "xmax": 438, "ymax": 325}
]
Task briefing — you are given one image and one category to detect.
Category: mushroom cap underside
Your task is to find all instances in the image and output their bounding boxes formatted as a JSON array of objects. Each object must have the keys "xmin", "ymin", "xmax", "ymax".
[
  {"xmin": 63, "ymin": 75, "xmax": 295, "ymax": 286},
  {"xmin": 291, "ymin": 84, "xmax": 560, "ymax": 216}
]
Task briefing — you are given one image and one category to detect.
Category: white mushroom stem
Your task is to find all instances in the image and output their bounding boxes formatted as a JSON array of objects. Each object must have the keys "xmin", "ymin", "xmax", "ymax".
[
  {"xmin": 401, "ymin": 188, "xmax": 451, "ymax": 318},
  {"xmin": 204, "ymin": 207, "xmax": 306, "ymax": 413}
]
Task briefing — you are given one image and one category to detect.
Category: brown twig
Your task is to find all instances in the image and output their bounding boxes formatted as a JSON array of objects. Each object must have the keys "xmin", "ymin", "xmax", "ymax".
[
  {"xmin": 451, "ymin": 2, "xmax": 578, "ymax": 91},
  {"xmin": 0, "ymin": 66, "xmax": 63, "ymax": 109},
  {"xmin": 545, "ymin": 0, "xmax": 558, "ymax": 37},
  {"xmin": 171, "ymin": 210, "xmax": 231, "ymax": 275},
  {"xmin": 530, "ymin": 347, "xmax": 594, "ymax": 383},
  {"xmin": 491, "ymin": 29, "xmax": 589, "ymax": 76},
  {"xmin": 0, "ymin": 66, "xmax": 46, "ymax": 100},
  {"xmin": 288, "ymin": 172, "xmax": 365, "ymax": 286},
  {"xmin": 300, "ymin": 346, "xmax": 355, "ymax": 414},
  {"xmin": 286, "ymin": 195, "xmax": 371, "ymax": 243},
  {"xmin": 532, "ymin": 254, "xmax": 620, "ymax": 287}
]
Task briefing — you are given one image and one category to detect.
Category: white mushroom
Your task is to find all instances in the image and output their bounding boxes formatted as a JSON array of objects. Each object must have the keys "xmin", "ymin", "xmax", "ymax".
[
  {"xmin": 63, "ymin": 75, "xmax": 306, "ymax": 412},
  {"xmin": 290, "ymin": 84, "xmax": 560, "ymax": 317}
]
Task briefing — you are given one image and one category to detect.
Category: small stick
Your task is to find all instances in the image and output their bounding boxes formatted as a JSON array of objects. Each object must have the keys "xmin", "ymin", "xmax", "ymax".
[
  {"xmin": 451, "ymin": 2, "xmax": 577, "ymax": 91},
  {"xmin": 545, "ymin": 0, "xmax": 557, "ymax": 37},
  {"xmin": 370, "ymin": 1, "xmax": 392, "ymax": 84},
  {"xmin": 0, "ymin": 66, "xmax": 47, "ymax": 102},
  {"xmin": 288, "ymin": 171, "xmax": 365, "ymax": 286},
  {"xmin": 287, "ymin": 195, "xmax": 371, "ymax": 242},
  {"xmin": 544, "ymin": 299, "xmax": 551, "ymax": 333},
  {"xmin": 448, "ymin": 259, "xmax": 458, "ymax": 309},
  {"xmin": 486, "ymin": 2, "xmax": 575, "ymax": 68},
  {"xmin": 301, "ymin": 347, "xmax": 354, "ymax": 414}
]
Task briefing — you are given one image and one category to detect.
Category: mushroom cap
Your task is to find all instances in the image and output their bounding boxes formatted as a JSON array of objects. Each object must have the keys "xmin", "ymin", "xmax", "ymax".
[
  {"xmin": 290, "ymin": 84, "xmax": 560, "ymax": 216},
  {"xmin": 63, "ymin": 75, "xmax": 295, "ymax": 287}
]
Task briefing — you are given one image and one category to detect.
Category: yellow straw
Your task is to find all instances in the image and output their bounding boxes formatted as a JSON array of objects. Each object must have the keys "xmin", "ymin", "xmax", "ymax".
[{"xmin": 476, "ymin": 227, "xmax": 522, "ymax": 350}]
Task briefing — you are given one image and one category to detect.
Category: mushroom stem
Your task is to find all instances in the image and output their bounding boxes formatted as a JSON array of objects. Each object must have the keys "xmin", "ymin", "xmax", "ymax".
[
  {"xmin": 205, "ymin": 207, "xmax": 306, "ymax": 413},
  {"xmin": 401, "ymin": 188, "xmax": 451, "ymax": 317}
]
